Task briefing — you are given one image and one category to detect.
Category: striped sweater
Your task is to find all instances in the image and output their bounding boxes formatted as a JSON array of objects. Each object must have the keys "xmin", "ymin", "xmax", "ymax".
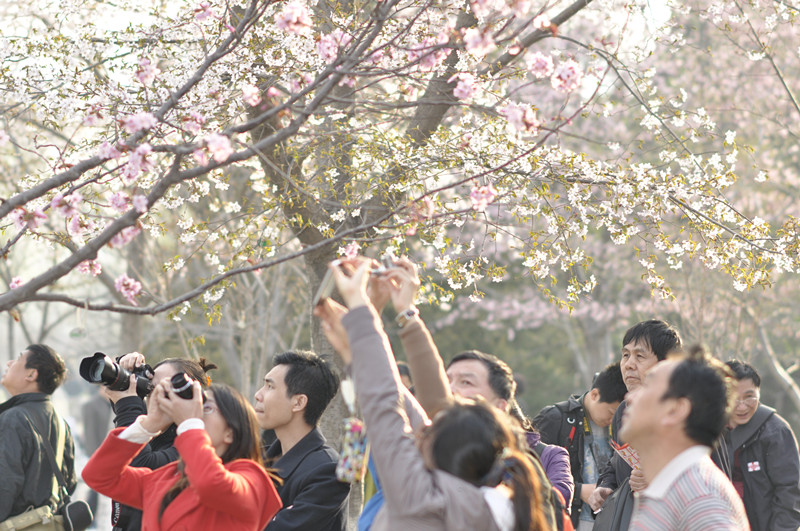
[{"xmin": 630, "ymin": 446, "xmax": 750, "ymax": 530}]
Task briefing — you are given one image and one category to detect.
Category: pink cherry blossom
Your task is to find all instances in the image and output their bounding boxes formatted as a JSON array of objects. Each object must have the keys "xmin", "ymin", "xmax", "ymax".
[
  {"xmin": 274, "ymin": 2, "xmax": 312, "ymax": 35},
  {"xmin": 408, "ymin": 35, "xmax": 451, "ymax": 72},
  {"xmin": 195, "ymin": 2, "xmax": 214, "ymax": 21},
  {"xmin": 51, "ymin": 192, "xmax": 83, "ymax": 217},
  {"xmin": 318, "ymin": 29, "xmax": 352, "ymax": 63},
  {"xmin": 462, "ymin": 28, "xmax": 495, "ymax": 59},
  {"xmin": 526, "ymin": 51, "xmax": 554, "ymax": 79},
  {"xmin": 122, "ymin": 143, "xmax": 154, "ymax": 183},
  {"xmin": 135, "ymin": 57, "xmax": 160, "ymax": 86},
  {"xmin": 193, "ymin": 148, "xmax": 209, "ymax": 166},
  {"xmin": 422, "ymin": 196, "xmax": 435, "ymax": 218},
  {"xmin": 266, "ymin": 87, "xmax": 281, "ymax": 98},
  {"xmin": 110, "ymin": 226, "xmax": 142, "ymax": 249},
  {"xmin": 242, "ymin": 84, "xmax": 262, "ymax": 106},
  {"xmin": 448, "ymin": 73, "xmax": 478, "ymax": 101},
  {"xmin": 499, "ymin": 101, "xmax": 540, "ymax": 133},
  {"xmin": 343, "ymin": 242, "xmax": 360, "ymax": 259},
  {"xmin": 121, "ymin": 112, "xmax": 157, "ymax": 134},
  {"xmin": 98, "ymin": 141, "xmax": 122, "ymax": 160},
  {"xmin": 0, "ymin": 130, "xmax": 9, "ymax": 146},
  {"xmin": 110, "ymin": 192, "xmax": 130, "ymax": 212},
  {"xmin": 115, "ymin": 274, "xmax": 142, "ymax": 305},
  {"xmin": 83, "ymin": 105, "xmax": 102, "ymax": 126},
  {"xmin": 470, "ymin": 0, "xmax": 504, "ymax": 18},
  {"xmin": 206, "ymin": 133, "xmax": 233, "ymax": 162},
  {"xmin": 10, "ymin": 207, "xmax": 47, "ymax": 231},
  {"xmin": 78, "ymin": 259, "xmax": 102, "ymax": 277},
  {"xmin": 68, "ymin": 215, "xmax": 96, "ymax": 238},
  {"xmin": 9, "ymin": 277, "xmax": 22, "ymax": 289},
  {"xmin": 470, "ymin": 184, "xmax": 498, "ymax": 212},
  {"xmin": 183, "ymin": 111, "xmax": 206, "ymax": 134},
  {"xmin": 551, "ymin": 59, "xmax": 583, "ymax": 93},
  {"xmin": 132, "ymin": 195, "xmax": 148, "ymax": 213}
]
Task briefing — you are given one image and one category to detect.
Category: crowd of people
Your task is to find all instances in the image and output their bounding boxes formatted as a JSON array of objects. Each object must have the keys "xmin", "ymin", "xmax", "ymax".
[{"xmin": 2, "ymin": 255, "xmax": 800, "ymax": 531}]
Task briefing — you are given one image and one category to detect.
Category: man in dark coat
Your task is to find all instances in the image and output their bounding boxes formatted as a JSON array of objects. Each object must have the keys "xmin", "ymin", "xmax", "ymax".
[
  {"xmin": 0, "ymin": 344, "xmax": 76, "ymax": 521},
  {"xmin": 712, "ymin": 360, "xmax": 800, "ymax": 531},
  {"xmin": 254, "ymin": 350, "xmax": 349, "ymax": 531}
]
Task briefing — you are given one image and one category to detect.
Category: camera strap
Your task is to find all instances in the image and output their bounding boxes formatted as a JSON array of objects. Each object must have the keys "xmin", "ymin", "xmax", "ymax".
[{"xmin": 21, "ymin": 413, "xmax": 71, "ymax": 506}]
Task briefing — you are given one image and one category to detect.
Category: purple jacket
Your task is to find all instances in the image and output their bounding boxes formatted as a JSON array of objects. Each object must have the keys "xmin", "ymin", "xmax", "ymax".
[{"xmin": 527, "ymin": 430, "xmax": 574, "ymax": 510}]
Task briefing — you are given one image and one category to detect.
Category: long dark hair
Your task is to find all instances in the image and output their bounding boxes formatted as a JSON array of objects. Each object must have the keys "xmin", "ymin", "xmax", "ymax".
[
  {"xmin": 428, "ymin": 399, "xmax": 548, "ymax": 531},
  {"xmin": 159, "ymin": 383, "xmax": 270, "ymax": 519}
]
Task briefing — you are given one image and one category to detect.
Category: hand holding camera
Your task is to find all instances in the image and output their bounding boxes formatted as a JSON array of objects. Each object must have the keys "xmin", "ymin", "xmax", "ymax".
[{"xmin": 151, "ymin": 375, "xmax": 205, "ymax": 426}]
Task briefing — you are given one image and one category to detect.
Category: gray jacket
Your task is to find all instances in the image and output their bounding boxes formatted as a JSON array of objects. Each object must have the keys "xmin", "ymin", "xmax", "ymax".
[{"xmin": 343, "ymin": 306, "xmax": 502, "ymax": 531}]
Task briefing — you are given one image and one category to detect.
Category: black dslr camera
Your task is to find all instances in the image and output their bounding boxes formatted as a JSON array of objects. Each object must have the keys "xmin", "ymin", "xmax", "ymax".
[
  {"xmin": 170, "ymin": 372, "xmax": 207, "ymax": 402},
  {"xmin": 79, "ymin": 352, "xmax": 154, "ymax": 398}
]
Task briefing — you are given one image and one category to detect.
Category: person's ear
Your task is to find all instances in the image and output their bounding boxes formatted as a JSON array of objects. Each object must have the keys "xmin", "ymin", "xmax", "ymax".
[
  {"xmin": 292, "ymin": 394, "xmax": 308, "ymax": 413},
  {"xmin": 25, "ymin": 368, "xmax": 38, "ymax": 383},
  {"xmin": 588, "ymin": 388, "xmax": 601, "ymax": 402},
  {"xmin": 493, "ymin": 397, "xmax": 509, "ymax": 412},
  {"xmin": 664, "ymin": 396, "xmax": 691, "ymax": 427},
  {"xmin": 223, "ymin": 427, "xmax": 234, "ymax": 445}
]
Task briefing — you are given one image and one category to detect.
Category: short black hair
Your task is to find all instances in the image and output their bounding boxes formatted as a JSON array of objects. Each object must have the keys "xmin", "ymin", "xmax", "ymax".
[
  {"xmin": 25, "ymin": 344, "xmax": 66, "ymax": 395},
  {"xmin": 273, "ymin": 350, "xmax": 339, "ymax": 426},
  {"xmin": 593, "ymin": 362, "xmax": 626, "ymax": 404},
  {"xmin": 448, "ymin": 350, "xmax": 515, "ymax": 401},
  {"xmin": 622, "ymin": 320, "xmax": 682, "ymax": 361},
  {"xmin": 662, "ymin": 345, "xmax": 733, "ymax": 447},
  {"xmin": 725, "ymin": 360, "xmax": 761, "ymax": 387},
  {"xmin": 396, "ymin": 361, "xmax": 412, "ymax": 382}
]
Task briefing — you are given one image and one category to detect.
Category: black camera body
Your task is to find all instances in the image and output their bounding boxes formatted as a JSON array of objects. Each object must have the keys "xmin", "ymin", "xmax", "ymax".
[
  {"xmin": 170, "ymin": 372, "xmax": 207, "ymax": 402},
  {"xmin": 79, "ymin": 352, "xmax": 154, "ymax": 398}
]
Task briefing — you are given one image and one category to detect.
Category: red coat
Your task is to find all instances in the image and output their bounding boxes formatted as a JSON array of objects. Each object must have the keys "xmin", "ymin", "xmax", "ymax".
[{"xmin": 83, "ymin": 427, "xmax": 281, "ymax": 530}]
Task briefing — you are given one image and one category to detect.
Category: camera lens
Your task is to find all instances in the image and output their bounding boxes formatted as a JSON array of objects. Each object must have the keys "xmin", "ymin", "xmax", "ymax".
[
  {"xmin": 171, "ymin": 373, "xmax": 194, "ymax": 400},
  {"xmin": 79, "ymin": 352, "xmax": 154, "ymax": 398}
]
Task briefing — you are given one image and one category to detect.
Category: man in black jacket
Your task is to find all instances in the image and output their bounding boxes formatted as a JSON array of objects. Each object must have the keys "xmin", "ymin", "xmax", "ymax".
[
  {"xmin": 0, "ymin": 344, "xmax": 76, "ymax": 521},
  {"xmin": 254, "ymin": 350, "xmax": 349, "ymax": 531},
  {"xmin": 712, "ymin": 360, "xmax": 800, "ymax": 531},
  {"xmin": 535, "ymin": 362, "xmax": 626, "ymax": 529}
]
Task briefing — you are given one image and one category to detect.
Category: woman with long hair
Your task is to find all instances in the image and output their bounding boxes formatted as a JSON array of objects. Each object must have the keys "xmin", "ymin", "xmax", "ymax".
[
  {"xmin": 316, "ymin": 258, "xmax": 549, "ymax": 531},
  {"xmin": 83, "ymin": 380, "xmax": 281, "ymax": 530}
]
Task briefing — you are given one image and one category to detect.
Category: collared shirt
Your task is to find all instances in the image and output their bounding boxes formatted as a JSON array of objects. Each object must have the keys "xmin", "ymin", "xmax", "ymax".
[{"xmin": 630, "ymin": 446, "xmax": 750, "ymax": 531}]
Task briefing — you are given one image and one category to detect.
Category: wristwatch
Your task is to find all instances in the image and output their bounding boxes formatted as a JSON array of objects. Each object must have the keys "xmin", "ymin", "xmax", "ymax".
[{"xmin": 395, "ymin": 307, "xmax": 419, "ymax": 328}]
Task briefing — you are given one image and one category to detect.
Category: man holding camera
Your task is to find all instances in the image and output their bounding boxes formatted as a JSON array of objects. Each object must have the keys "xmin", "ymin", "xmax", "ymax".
[{"xmin": 0, "ymin": 344, "xmax": 77, "ymax": 522}]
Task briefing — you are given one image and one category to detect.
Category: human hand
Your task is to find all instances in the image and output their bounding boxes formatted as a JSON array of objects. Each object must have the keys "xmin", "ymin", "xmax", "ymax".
[
  {"xmin": 580, "ymin": 483, "xmax": 596, "ymax": 504},
  {"xmin": 330, "ymin": 258, "xmax": 371, "ymax": 310},
  {"xmin": 629, "ymin": 468, "xmax": 648, "ymax": 492},
  {"xmin": 118, "ymin": 352, "xmax": 146, "ymax": 372},
  {"xmin": 99, "ymin": 374, "xmax": 139, "ymax": 403},
  {"xmin": 139, "ymin": 380, "xmax": 174, "ymax": 433},
  {"xmin": 383, "ymin": 256, "xmax": 421, "ymax": 313},
  {"xmin": 587, "ymin": 486, "xmax": 612, "ymax": 512},
  {"xmin": 151, "ymin": 379, "xmax": 204, "ymax": 427},
  {"xmin": 313, "ymin": 298, "xmax": 352, "ymax": 365}
]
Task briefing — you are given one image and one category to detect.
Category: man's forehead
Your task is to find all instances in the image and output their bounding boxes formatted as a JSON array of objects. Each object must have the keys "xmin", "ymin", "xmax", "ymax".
[
  {"xmin": 265, "ymin": 364, "xmax": 288, "ymax": 382},
  {"xmin": 447, "ymin": 359, "xmax": 488, "ymax": 376},
  {"xmin": 623, "ymin": 339, "xmax": 653, "ymax": 353}
]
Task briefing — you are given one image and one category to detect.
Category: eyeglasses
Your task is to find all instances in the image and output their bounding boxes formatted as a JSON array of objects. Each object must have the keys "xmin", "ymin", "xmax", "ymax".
[
  {"xmin": 202, "ymin": 403, "xmax": 218, "ymax": 415},
  {"xmin": 735, "ymin": 396, "xmax": 759, "ymax": 407}
]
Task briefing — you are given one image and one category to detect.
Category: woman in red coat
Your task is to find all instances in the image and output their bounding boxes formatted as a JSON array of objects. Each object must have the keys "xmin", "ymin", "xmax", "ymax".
[{"xmin": 83, "ymin": 379, "xmax": 282, "ymax": 530}]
